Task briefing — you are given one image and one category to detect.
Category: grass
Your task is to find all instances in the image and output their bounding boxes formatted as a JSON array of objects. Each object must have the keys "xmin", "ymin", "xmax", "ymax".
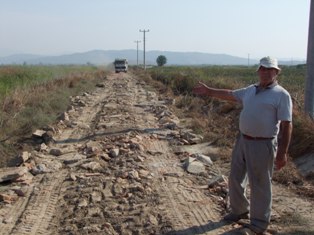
[
  {"xmin": 0, "ymin": 65, "xmax": 98, "ymax": 98},
  {"xmin": 146, "ymin": 65, "xmax": 313, "ymax": 156},
  {"xmin": 0, "ymin": 65, "xmax": 108, "ymax": 167}
]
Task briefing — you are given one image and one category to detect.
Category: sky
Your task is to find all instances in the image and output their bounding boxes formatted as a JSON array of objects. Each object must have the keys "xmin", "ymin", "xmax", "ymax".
[{"xmin": 0, "ymin": 0, "xmax": 311, "ymax": 60}]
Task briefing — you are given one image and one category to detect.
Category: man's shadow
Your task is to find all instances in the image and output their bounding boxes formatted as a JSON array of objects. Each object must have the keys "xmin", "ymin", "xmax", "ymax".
[
  {"xmin": 162, "ymin": 220, "xmax": 238, "ymax": 235},
  {"xmin": 162, "ymin": 220, "xmax": 314, "ymax": 235}
]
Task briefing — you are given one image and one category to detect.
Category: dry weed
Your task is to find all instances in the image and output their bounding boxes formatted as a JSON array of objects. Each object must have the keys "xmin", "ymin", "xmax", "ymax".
[
  {"xmin": 290, "ymin": 108, "xmax": 314, "ymax": 158},
  {"xmin": 1, "ymin": 89, "xmax": 28, "ymax": 112}
]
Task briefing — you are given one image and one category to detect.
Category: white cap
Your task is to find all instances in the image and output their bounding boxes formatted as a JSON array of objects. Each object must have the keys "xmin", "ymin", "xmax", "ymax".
[{"xmin": 257, "ymin": 56, "xmax": 281, "ymax": 71}]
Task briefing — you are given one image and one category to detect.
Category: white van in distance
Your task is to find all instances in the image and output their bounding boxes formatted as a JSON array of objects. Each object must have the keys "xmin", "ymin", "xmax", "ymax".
[{"xmin": 114, "ymin": 59, "xmax": 128, "ymax": 73}]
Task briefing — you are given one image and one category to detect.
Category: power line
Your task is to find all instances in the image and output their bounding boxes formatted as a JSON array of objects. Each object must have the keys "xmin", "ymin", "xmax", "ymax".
[
  {"xmin": 134, "ymin": 40, "xmax": 141, "ymax": 66},
  {"xmin": 139, "ymin": 29, "xmax": 149, "ymax": 70}
]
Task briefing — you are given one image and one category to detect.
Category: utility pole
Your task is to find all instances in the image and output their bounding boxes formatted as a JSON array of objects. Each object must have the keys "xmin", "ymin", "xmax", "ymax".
[
  {"xmin": 248, "ymin": 53, "xmax": 250, "ymax": 67},
  {"xmin": 305, "ymin": 0, "xmax": 314, "ymax": 118},
  {"xmin": 139, "ymin": 29, "xmax": 149, "ymax": 70},
  {"xmin": 134, "ymin": 40, "xmax": 141, "ymax": 66}
]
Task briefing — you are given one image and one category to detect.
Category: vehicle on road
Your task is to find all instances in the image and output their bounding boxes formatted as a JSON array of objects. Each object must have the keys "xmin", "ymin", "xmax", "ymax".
[{"xmin": 114, "ymin": 59, "xmax": 128, "ymax": 73}]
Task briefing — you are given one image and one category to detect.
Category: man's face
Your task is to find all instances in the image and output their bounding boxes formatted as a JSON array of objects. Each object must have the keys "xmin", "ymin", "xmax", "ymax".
[{"xmin": 257, "ymin": 66, "xmax": 279, "ymax": 85}]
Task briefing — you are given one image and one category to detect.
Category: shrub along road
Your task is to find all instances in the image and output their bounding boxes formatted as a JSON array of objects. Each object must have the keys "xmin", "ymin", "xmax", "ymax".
[{"xmin": 0, "ymin": 72, "xmax": 313, "ymax": 234}]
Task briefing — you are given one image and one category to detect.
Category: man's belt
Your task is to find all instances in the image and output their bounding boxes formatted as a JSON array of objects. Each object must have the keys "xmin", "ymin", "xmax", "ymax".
[{"xmin": 242, "ymin": 134, "xmax": 274, "ymax": 140}]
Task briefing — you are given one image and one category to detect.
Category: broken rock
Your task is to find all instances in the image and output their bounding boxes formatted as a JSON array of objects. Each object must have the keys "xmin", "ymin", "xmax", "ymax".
[
  {"xmin": 31, "ymin": 164, "xmax": 50, "ymax": 175},
  {"xmin": 49, "ymin": 148, "xmax": 62, "ymax": 156},
  {"xmin": 32, "ymin": 129, "xmax": 46, "ymax": 138},
  {"xmin": 81, "ymin": 161, "xmax": 102, "ymax": 171},
  {"xmin": 109, "ymin": 148, "xmax": 120, "ymax": 158},
  {"xmin": 0, "ymin": 193, "xmax": 18, "ymax": 203},
  {"xmin": 184, "ymin": 157, "xmax": 206, "ymax": 174},
  {"xmin": 193, "ymin": 153, "xmax": 213, "ymax": 166},
  {"xmin": 0, "ymin": 167, "xmax": 29, "ymax": 183}
]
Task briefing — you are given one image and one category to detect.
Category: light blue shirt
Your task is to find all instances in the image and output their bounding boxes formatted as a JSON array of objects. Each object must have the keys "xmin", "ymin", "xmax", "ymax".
[{"xmin": 232, "ymin": 83, "xmax": 292, "ymax": 138}]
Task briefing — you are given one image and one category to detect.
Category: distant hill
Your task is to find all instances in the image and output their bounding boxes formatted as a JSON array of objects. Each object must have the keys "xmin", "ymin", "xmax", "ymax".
[{"xmin": 0, "ymin": 50, "xmax": 305, "ymax": 66}]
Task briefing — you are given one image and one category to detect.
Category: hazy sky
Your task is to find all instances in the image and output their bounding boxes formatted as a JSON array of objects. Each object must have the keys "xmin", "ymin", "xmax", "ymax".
[{"xmin": 0, "ymin": 0, "xmax": 311, "ymax": 59}]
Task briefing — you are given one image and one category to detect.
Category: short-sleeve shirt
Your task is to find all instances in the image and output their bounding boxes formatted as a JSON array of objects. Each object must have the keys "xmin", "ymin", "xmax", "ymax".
[{"xmin": 232, "ymin": 83, "xmax": 292, "ymax": 138}]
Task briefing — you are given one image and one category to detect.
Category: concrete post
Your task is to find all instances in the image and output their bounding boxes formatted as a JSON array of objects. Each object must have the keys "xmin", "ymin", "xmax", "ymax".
[
  {"xmin": 305, "ymin": 0, "xmax": 314, "ymax": 118},
  {"xmin": 139, "ymin": 29, "xmax": 149, "ymax": 70}
]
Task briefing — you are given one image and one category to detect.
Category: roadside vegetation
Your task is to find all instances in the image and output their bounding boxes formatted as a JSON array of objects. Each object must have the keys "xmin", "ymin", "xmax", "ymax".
[
  {"xmin": 0, "ymin": 64, "xmax": 108, "ymax": 167},
  {"xmin": 147, "ymin": 65, "xmax": 311, "ymax": 155},
  {"xmin": 133, "ymin": 64, "xmax": 314, "ymax": 198}
]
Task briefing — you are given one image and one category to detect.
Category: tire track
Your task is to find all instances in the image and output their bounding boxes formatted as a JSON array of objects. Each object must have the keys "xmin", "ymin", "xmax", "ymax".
[
  {"xmin": 9, "ymin": 171, "xmax": 67, "ymax": 235},
  {"xmin": 145, "ymin": 139, "xmax": 230, "ymax": 234},
  {"xmin": 0, "ymin": 178, "xmax": 41, "ymax": 235}
]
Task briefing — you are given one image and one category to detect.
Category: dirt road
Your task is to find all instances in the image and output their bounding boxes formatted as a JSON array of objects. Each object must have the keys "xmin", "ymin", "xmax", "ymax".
[{"xmin": 0, "ymin": 73, "xmax": 313, "ymax": 235}]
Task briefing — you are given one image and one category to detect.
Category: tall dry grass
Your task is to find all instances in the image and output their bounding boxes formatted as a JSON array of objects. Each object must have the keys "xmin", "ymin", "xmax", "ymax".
[
  {"xmin": 0, "ymin": 65, "xmax": 107, "ymax": 166},
  {"xmin": 147, "ymin": 65, "xmax": 314, "ymax": 159}
]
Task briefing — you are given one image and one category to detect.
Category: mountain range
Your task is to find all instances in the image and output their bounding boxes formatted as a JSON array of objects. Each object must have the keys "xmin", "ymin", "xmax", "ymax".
[{"xmin": 0, "ymin": 50, "xmax": 305, "ymax": 66}]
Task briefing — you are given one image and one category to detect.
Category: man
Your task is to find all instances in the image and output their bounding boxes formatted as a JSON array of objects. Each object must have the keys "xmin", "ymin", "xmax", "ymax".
[{"xmin": 193, "ymin": 56, "xmax": 292, "ymax": 234}]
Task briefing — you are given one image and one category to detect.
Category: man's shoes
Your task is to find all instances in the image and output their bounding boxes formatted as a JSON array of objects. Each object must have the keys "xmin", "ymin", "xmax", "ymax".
[{"xmin": 223, "ymin": 212, "xmax": 249, "ymax": 222}]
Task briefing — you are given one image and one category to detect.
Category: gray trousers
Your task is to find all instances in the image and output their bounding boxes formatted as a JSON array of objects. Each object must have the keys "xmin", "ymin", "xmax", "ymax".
[{"xmin": 229, "ymin": 134, "xmax": 277, "ymax": 232}]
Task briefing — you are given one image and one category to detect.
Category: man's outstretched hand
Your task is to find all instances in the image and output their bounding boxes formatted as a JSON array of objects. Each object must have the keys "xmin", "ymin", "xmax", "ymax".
[{"xmin": 192, "ymin": 82, "xmax": 208, "ymax": 96}]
